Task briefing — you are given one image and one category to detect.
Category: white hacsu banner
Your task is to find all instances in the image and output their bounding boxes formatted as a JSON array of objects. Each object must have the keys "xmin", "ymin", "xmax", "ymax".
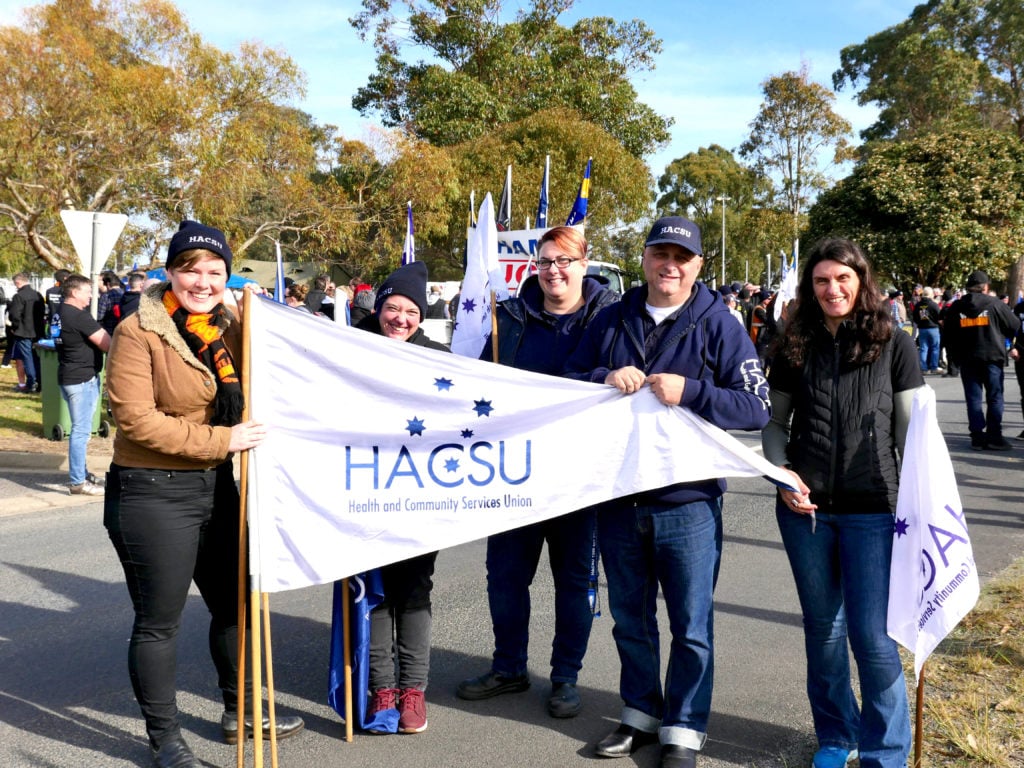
[
  {"xmin": 887, "ymin": 386, "xmax": 979, "ymax": 680},
  {"xmin": 245, "ymin": 297, "xmax": 795, "ymax": 593}
]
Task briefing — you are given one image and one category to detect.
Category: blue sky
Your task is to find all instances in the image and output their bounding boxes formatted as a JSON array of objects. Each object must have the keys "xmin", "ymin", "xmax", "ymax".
[{"xmin": 2, "ymin": 0, "xmax": 922, "ymax": 177}]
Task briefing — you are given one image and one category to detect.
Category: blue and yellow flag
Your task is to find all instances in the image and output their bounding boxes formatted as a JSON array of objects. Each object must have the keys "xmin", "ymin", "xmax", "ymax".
[{"xmin": 565, "ymin": 158, "xmax": 592, "ymax": 226}]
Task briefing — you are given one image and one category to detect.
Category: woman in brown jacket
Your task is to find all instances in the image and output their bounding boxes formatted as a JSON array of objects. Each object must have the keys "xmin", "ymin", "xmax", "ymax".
[{"xmin": 104, "ymin": 221, "xmax": 302, "ymax": 768}]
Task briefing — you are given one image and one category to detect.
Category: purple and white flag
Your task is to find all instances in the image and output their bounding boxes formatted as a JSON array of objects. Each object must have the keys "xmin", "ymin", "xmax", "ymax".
[
  {"xmin": 887, "ymin": 386, "xmax": 979, "ymax": 680},
  {"xmin": 450, "ymin": 193, "xmax": 509, "ymax": 359}
]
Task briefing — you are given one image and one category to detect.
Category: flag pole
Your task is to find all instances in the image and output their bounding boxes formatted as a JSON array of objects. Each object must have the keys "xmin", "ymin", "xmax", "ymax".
[
  {"xmin": 238, "ymin": 289, "xmax": 277, "ymax": 767},
  {"xmin": 490, "ymin": 291, "xmax": 499, "ymax": 364},
  {"xmin": 263, "ymin": 592, "xmax": 279, "ymax": 768},
  {"xmin": 914, "ymin": 662, "xmax": 925, "ymax": 768},
  {"xmin": 342, "ymin": 577, "xmax": 354, "ymax": 742},
  {"xmin": 250, "ymin": 589, "xmax": 264, "ymax": 764},
  {"xmin": 237, "ymin": 291, "xmax": 252, "ymax": 768}
]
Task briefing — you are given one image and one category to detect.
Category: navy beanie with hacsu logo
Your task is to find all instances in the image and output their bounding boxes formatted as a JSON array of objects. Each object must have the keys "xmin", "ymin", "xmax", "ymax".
[
  {"xmin": 166, "ymin": 220, "xmax": 233, "ymax": 275},
  {"xmin": 644, "ymin": 216, "xmax": 703, "ymax": 256},
  {"xmin": 374, "ymin": 261, "xmax": 428, "ymax": 319}
]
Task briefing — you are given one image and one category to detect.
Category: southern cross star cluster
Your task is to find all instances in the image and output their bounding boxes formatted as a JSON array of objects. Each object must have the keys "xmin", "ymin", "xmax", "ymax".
[{"xmin": 401, "ymin": 376, "xmax": 495, "ymax": 454}]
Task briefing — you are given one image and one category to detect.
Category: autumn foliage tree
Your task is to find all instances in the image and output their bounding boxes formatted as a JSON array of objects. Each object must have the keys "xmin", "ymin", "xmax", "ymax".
[{"xmin": 0, "ymin": 0, "xmax": 350, "ymax": 272}]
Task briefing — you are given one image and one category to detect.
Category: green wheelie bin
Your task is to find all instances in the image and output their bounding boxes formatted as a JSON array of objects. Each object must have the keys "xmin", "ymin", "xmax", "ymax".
[{"xmin": 37, "ymin": 339, "xmax": 110, "ymax": 441}]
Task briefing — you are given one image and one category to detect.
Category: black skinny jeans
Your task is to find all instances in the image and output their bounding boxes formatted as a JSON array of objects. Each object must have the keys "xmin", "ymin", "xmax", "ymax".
[{"xmin": 104, "ymin": 461, "xmax": 240, "ymax": 749}]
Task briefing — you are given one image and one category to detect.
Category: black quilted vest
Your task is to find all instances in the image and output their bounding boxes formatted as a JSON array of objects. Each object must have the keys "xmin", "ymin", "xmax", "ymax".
[{"xmin": 786, "ymin": 324, "xmax": 899, "ymax": 515}]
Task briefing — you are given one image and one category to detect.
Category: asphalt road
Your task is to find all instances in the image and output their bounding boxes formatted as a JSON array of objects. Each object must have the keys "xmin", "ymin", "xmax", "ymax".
[{"xmin": 1, "ymin": 373, "xmax": 1021, "ymax": 768}]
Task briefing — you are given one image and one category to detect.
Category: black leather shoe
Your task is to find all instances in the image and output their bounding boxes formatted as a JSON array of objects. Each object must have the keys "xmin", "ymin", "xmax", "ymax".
[
  {"xmin": 547, "ymin": 682, "xmax": 582, "ymax": 718},
  {"xmin": 220, "ymin": 710, "xmax": 305, "ymax": 744},
  {"xmin": 659, "ymin": 744, "xmax": 698, "ymax": 768},
  {"xmin": 152, "ymin": 736, "xmax": 200, "ymax": 768},
  {"xmin": 456, "ymin": 670, "xmax": 530, "ymax": 700},
  {"xmin": 594, "ymin": 723, "xmax": 658, "ymax": 758}
]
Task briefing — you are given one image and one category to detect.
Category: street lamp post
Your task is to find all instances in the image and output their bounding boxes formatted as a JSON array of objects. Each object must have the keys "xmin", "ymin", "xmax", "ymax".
[{"xmin": 716, "ymin": 195, "xmax": 730, "ymax": 286}]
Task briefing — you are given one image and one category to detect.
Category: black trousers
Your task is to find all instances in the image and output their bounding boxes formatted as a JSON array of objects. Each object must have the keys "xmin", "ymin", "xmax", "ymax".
[{"xmin": 104, "ymin": 461, "xmax": 239, "ymax": 748}]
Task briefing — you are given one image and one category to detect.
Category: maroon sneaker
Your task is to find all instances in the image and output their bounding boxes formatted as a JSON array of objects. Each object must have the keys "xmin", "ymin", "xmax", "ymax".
[
  {"xmin": 398, "ymin": 687, "xmax": 428, "ymax": 733},
  {"xmin": 367, "ymin": 688, "xmax": 400, "ymax": 734}
]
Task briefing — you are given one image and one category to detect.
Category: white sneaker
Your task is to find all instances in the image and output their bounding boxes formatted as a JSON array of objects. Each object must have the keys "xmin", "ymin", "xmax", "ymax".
[{"xmin": 69, "ymin": 481, "xmax": 105, "ymax": 496}]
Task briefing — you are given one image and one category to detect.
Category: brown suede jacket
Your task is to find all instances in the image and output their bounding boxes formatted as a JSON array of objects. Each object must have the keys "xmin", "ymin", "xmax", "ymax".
[{"xmin": 107, "ymin": 283, "xmax": 240, "ymax": 469}]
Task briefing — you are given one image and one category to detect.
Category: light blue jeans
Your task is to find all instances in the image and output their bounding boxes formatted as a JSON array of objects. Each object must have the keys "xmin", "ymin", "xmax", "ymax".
[
  {"xmin": 59, "ymin": 376, "xmax": 99, "ymax": 485},
  {"xmin": 776, "ymin": 504, "xmax": 911, "ymax": 768}
]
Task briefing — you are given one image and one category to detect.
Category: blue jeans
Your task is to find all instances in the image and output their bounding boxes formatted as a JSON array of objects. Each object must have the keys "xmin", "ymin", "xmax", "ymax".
[
  {"xmin": 916, "ymin": 327, "xmax": 939, "ymax": 371},
  {"xmin": 959, "ymin": 360, "xmax": 1005, "ymax": 439},
  {"xmin": 12, "ymin": 337, "xmax": 38, "ymax": 386},
  {"xmin": 60, "ymin": 376, "xmax": 99, "ymax": 485},
  {"xmin": 776, "ymin": 503, "xmax": 911, "ymax": 768},
  {"xmin": 486, "ymin": 508, "xmax": 597, "ymax": 683},
  {"xmin": 598, "ymin": 498, "xmax": 723, "ymax": 751}
]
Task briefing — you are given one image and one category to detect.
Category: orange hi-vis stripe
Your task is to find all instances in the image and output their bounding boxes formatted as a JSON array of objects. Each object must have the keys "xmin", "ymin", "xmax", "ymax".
[{"xmin": 959, "ymin": 315, "xmax": 990, "ymax": 327}]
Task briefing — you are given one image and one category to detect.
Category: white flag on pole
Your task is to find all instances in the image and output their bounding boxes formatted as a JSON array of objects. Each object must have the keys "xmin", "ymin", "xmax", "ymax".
[
  {"xmin": 774, "ymin": 252, "xmax": 798, "ymax": 322},
  {"xmin": 450, "ymin": 193, "xmax": 509, "ymax": 359},
  {"xmin": 887, "ymin": 386, "xmax": 979, "ymax": 680},
  {"xmin": 245, "ymin": 297, "xmax": 795, "ymax": 593}
]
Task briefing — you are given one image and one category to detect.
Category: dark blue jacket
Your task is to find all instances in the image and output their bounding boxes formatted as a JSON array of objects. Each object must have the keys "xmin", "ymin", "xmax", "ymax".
[
  {"xmin": 565, "ymin": 282, "xmax": 770, "ymax": 506},
  {"xmin": 481, "ymin": 274, "xmax": 617, "ymax": 374}
]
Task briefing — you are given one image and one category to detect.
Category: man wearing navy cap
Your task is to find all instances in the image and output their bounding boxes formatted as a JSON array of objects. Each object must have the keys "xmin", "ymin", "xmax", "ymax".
[{"xmin": 565, "ymin": 216, "xmax": 770, "ymax": 768}]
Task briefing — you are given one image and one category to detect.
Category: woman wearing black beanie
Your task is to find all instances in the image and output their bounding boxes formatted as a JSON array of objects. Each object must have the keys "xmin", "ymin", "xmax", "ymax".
[{"xmin": 355, "ymin": 259, "xmax": 448, "ymax": 735}]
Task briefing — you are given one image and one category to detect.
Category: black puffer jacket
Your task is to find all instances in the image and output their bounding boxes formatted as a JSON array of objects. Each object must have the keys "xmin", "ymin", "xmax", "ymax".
[{"xmin": 780, "ymin": 323, "xmax": 910, "ymax": 515}]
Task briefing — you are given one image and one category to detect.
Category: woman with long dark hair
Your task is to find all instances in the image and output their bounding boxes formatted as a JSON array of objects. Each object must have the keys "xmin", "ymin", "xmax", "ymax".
[{"xmin": 761, "ymin": 238, "xmax": 923, "ymax": 768}]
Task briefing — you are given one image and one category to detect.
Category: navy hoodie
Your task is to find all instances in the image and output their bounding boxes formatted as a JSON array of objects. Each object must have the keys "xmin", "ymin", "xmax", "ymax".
[
  {"xmin": 565, "ymin": 281, "xmax": 770, "ymax": 506},
  {"xmin": 481, "ymin": 274, "xmax": 618, "ymax": 374}
]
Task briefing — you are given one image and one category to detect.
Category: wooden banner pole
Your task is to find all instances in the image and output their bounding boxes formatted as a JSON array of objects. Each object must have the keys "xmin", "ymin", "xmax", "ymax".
[
  {"xmin": 342, "ymin": 578, "xmax": 354, "ymax": 742},
  {"xmin": 250, "ymin": 589, "xmax": 264, "ymax": 765},
  {"xmin": 914, "ymin": 661, "xmax": 926, "ymax": 768},
  {"xmin": 490, "ymin": 291, "xmax": 499, "ymax": 364},
  {"xmin": 237, "ymin": 289, "xmax": 252, "ymax": 768},
  {"xmin": 262, "ymin": 592, "xmax": 279, "ymax": 768}
]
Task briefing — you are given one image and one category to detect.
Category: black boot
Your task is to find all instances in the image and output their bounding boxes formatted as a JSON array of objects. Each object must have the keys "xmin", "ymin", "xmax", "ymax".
[
  {"xmin": 220, "ymin": 709, "xmax": 305, "ymax": 744},
  {"xmin": 152, "ymin": 736, "xmax": 200, "ymax": 768}
]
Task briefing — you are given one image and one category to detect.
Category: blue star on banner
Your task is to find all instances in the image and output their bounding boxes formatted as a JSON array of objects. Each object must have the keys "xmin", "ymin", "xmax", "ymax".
[
  {"xmin": 461, "ymin": 429, "xmax": 474, "ymax": 439},
  {"xmin": 461, "ymin": 297, "xmax": 477, "ymax": 314},
  {"xmin": 434, "ymin": 377, "xmax": 453, "ymax": 391},
  {"xmin": 444, "ymin": 458, "xmax": 459, "ymax": 473},
  {"xmin": 473, "ymin": 399, "xmax": 494, "ymax": 418},
  {"xmin": 406, "ymin": 417, "xmax": 425, "ymax": 436},
  {"xmin": 894, "ymin": 517, "xmax": 909, "ymax": 537}
]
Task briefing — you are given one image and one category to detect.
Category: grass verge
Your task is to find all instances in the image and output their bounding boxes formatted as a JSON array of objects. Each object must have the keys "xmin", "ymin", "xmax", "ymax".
[
  {"xmin": 0, "ymin": 360, "xmax": 44, "ymax": 441},
  {"xmin": 910, "ymin": 557, "xmax": 1024, "ymax": 767}
]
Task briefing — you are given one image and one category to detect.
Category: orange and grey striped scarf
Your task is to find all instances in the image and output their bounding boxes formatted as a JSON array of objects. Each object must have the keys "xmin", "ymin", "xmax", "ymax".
[{"xmin": 163, "ymin": 288, "xmax": 244, "ymax": 426}]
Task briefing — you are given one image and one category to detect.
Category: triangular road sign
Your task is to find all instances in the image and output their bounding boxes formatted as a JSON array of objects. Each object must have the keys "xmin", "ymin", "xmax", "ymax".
[{"xmin": 59, "ymin": 210, "xmax": 128, "ymax": 274}]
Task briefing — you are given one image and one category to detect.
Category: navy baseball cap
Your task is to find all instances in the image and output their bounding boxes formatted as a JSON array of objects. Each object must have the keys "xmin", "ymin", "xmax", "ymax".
[{"xmin": 644, "ymin": 216, "xmax": 702, "ymax": 256}]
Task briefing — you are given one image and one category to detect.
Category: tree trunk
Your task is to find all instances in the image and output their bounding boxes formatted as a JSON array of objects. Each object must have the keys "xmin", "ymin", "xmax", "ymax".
[{"xmin": 1008, "ymin": 253, "xmax": 1024, "ymax": 302}]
